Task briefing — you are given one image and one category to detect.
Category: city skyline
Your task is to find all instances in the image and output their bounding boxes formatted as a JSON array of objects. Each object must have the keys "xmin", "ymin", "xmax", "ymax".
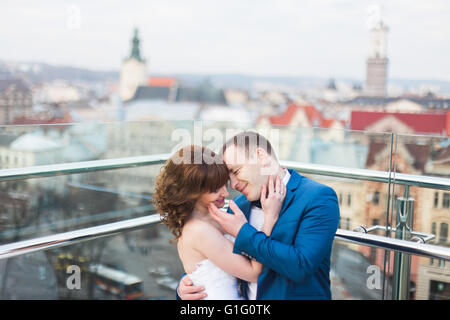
[{"xmin": 1, "ymin": 0, "xmax": 450, "ymax": 81}]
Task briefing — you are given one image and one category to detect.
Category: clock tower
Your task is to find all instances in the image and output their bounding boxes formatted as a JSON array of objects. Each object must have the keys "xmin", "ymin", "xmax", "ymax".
[
  {"xmin": 119, "ymin": 28, "xmax": 148, "ymax": 102},
  {"xmin": 365, "ymin": 17, "xmax": 389, "ymax": 97}
]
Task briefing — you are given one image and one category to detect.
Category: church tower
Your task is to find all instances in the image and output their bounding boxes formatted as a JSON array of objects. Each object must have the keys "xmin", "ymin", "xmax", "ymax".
[
  {"xmin": 365, "ymin": 17, "xmax": 389, "ymax": 97},
  {"xmin": 119, "ymin": 28, "xmax": 148, "ymax": 102}
]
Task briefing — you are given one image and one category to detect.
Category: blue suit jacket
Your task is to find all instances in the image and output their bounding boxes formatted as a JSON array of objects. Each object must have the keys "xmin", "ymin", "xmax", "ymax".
[{"xmin": 231, "ymin": 169, "xmax": 340, "ymax": 300}]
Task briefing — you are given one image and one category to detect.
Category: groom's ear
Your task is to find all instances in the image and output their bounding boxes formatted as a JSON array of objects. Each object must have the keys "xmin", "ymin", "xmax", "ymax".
[
  {"xmin": 256, "ymin": 147, "xmax": 270, "ymax": 166},
  {"xmin": 256, "ymin": 148, "xmax": 277, "ymax": 175}
]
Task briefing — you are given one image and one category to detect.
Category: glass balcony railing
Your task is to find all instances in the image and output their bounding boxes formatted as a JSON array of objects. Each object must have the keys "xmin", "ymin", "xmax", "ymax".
[{"xmin": 0, "ymin": 121, "xmax": 449, "ymax": 300}]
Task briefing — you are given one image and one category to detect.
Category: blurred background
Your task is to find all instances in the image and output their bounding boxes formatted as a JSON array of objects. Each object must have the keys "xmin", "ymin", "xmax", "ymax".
[{"xmin": 0, "ymin": 0, "xmax": 449, "ymax": 300}]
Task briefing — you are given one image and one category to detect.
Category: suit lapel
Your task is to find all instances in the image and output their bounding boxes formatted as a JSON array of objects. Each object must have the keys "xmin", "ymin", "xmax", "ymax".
[
  {"xmin": 229, "ymin": 197, "xmax": 252, "ymax": 220},
  {"xmin": 279, "ymin": 169, "xmax": 302, "ymax": 217},
  {"xmin": 241, "ymin": 200, "xmax": 252, "ymax": 220}
]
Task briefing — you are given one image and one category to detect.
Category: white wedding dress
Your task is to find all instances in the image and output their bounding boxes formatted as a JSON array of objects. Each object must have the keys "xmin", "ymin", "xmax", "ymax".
[{"xmin": 188, "ymin": 234, "xmax": 244, "ymax": 300}]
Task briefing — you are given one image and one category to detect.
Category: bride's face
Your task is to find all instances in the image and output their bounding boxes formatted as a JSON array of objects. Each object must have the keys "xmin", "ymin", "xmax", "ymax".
[{"xmin": 197, "ymin": 184, "xmax": 229, "ymax": 209}]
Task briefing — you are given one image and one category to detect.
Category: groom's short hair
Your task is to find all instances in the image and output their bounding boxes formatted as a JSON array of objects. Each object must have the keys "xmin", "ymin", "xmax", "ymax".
[{"xmin": 222, "ymin": 131, "xmax": 277, "ymax": 161}]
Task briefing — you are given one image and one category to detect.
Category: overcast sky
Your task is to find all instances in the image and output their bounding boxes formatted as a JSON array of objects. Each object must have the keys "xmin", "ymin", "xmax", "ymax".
[{"xmin": 1, "ymin": 0, "xmax": 449, "ymax": 80}]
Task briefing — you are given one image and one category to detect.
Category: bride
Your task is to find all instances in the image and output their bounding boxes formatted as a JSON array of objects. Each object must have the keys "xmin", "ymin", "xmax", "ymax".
[{"xmin": 152, "ymin": 145, "xmax": 286, "ymax": 300}]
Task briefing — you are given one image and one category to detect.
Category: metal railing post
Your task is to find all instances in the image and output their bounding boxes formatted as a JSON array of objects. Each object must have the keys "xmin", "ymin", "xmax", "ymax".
[{"xmin": 392, "ymin": 186, "xmax": 415, "ymax": 300}]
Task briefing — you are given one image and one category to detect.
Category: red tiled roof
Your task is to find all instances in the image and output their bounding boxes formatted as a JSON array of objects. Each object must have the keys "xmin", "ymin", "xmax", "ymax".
[
  {"xmin": 447, "ymin": 112, "xmax": 450, "ymax": 136},
  {"xmin": 147, "ymin": 77, "xmax": 177, "ymax": 87},
  {"xmin": 11, "ymin": 114, "xmax": 72, "ymax": 125},
  {"xmin": 268, "ymin": 103, "xmax": 340, "ymax": 128},
  {"xmin": 269, "ymin": 104, "xmax": 301, "ymax": 125},
  {"xmin": 302, "ymin": 105, "xmax": 323, "ymax": 125},
  {"xmin": 321, "ymin": 118, "xmax": 337, "ymax": 128},
  {"xmin": 351, "ymin": 111, "xmax": 449, "ymax": 136}
]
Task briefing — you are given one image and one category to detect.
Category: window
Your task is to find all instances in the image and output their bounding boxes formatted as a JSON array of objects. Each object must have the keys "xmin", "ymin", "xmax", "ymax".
[
  {"xmin": 434, "ymin": 192, "xmax": 439, "ymax": 208},
  {"xmin": 429, "ymin": 280, "xmax": 450, "ymax": 300},
  {"xmin": 347, "ymin": 194, "xmax": 352, "ymax": 207},
  {"xmin": 439, "ymin": 223, "xmax": 448, "ymax": 243},
  {"xmin": 443, "ymin": 193, "xmax": 450, "ymax": 209},
  {"xmin": 373, "ymin": 191, "xmax": 380, "ymax": 205}
]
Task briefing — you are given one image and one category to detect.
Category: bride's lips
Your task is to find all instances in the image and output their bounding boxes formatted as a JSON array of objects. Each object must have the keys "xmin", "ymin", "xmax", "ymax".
[{"xmin": 215, "ymin": 198, "xmax": 225, "ymax": 206}]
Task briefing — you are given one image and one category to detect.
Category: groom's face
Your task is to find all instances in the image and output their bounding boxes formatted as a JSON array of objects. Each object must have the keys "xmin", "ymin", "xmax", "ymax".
[{"xmin": 222, "ymin": 145, "xmax": 268, "ymax": 201}]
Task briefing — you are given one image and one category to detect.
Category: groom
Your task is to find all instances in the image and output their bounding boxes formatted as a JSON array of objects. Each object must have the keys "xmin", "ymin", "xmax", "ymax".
[{"xmin": 177, "ymin": 131, "xmax": 340, "ymax": 300}]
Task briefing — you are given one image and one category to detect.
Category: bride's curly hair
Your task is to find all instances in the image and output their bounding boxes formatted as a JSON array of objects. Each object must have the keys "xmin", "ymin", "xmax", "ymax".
[{"xmin": 153, "ymin": 145, "xmax": 229, "ymax": 243}]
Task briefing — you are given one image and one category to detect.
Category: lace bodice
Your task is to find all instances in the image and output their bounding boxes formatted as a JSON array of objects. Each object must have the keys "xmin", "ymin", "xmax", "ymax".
[{"xmin": 187, "ymin": 234, "xmax": 243, "ymax": 300}]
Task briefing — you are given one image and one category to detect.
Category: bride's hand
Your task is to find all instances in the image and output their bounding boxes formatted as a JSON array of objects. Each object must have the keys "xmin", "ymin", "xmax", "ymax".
[{"xmin": 260, "ymin": 175, "xmax": 286, "ymax": 221}]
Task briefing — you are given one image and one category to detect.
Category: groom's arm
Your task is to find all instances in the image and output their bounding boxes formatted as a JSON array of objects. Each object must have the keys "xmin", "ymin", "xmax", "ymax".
[
  {"xmin": 176, "ymin": 273, "xmax": 207, "ymax": 300},
  {"xmin": 233, "ymin": 186, "xmax": 339, "ymax": 284}
]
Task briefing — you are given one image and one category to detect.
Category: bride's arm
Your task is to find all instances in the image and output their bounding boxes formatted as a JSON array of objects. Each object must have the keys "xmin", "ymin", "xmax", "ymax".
[{"xmin": 191, "ymin": 217, "xmax": 277, "ymax": 283}]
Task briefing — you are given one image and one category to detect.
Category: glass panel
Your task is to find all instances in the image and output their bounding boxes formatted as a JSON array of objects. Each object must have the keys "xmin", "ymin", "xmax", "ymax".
[
  {"xmin": 391, "ymin": 134, "xmax": 450, "ymax": 300},
  {"xmin": 0, "ymin": 167, "xmax": 162, "ymax": 243},
  {"xmin": 0, "ymin": 224, "xmax": 182, "ymax": 300},
  {"xmin": 331, "ymin": 241, "xmax": 391, "ymax": 300},
  {"xmin": 0, "ymin": 121, "xmax": 196, "ymax": 242}
]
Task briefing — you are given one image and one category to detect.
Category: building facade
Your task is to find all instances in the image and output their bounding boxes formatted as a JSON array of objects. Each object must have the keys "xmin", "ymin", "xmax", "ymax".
[{"xmin": 0, "ymin": 79, "xmax": 32, "ymax": 124}]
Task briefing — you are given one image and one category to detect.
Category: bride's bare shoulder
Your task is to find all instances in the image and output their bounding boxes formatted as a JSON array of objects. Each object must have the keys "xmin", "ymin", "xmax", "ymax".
[{"xmin": 182, "ymin": 218, "xmax": 221, "ymax": 239}]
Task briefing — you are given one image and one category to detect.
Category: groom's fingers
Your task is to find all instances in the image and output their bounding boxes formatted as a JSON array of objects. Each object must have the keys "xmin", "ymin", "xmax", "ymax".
[
  {"xmin": 268, "ymin": 175, "xmax": 274, "ymax": 197},
  {"xmin": 179, "ymin": 275, "xmax": 207, "ymax": 299},
  {"xmin": 260, "ymin": 184, "xmax": 267, "ymax": 206},
  {"xmin": 182, "ymin": 284, "xmax": 205, "ymax": 294},
  {"xmin": 181, "ymin": 275, "xmax": 193, "ymax": 286},
  {"xmin": 275, "ymin": 176, "xmax": 281, "ymax": 195},
  {"xmin": 228, "ymin": 200, "xmax": 244, "ymax": 217},
  {"xmin": 209, "ymin": 203, "xmax": 226, "ymax": 222}
]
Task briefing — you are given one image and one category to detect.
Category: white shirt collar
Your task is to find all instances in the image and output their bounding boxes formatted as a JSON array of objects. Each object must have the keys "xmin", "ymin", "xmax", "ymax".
[{"xmin": 282, "ymin": 168, "xmax": 291, "ymax": 186}]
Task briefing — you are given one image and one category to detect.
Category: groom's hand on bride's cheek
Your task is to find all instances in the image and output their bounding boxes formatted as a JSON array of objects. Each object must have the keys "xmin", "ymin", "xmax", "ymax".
[{"xmin": 209, "ymin": 201, "xmax": 247, "ymax": 237}]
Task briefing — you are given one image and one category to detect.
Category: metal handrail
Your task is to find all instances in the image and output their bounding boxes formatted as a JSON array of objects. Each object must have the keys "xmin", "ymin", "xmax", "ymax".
[
  {"xmin": 336, "ymin": 229, "xmax": 450, "ymax": 260},
  {"xmin": 1, "ymin": 214, "xmax": 449, "ymax": 261},
  {"xmin": 0, "ymin": 153, "xmax": 171, "ymax": 182},
  {"xmin": 0, "ymin": 154, "xmax": 449, "ymax": 190},
  {"xmin": 280, "ymin": 160, "xmax": 450, "ymax": 190},
  {"xmin": 0, "ymin": 215, "xmax": 160, "ymax": 260}
]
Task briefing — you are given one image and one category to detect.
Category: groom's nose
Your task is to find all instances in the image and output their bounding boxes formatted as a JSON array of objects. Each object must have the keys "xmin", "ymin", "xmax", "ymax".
[{"xmin": 229, "ymin": 174, "xmax": 238, "ymax": 189}]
